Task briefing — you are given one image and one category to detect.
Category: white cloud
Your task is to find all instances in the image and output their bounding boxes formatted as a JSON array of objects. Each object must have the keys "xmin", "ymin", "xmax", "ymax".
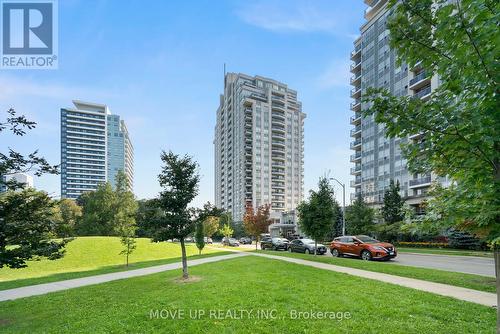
[
  {"xmin": 236, "ymin": 0, "xmax": 360, "ymax": 36},
  {"xmin": 317, "ymin": 59, "xmax": 352, "ymax": 89}
]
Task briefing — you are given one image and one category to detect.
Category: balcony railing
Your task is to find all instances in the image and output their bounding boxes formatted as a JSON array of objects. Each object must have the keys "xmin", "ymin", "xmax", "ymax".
[
  {"xmin": 409, "ymin": 71, "xmax": 429, "ymax": 87},
  {"xmin": 350, "ymin": 126, "xmax": 361, "ymax": 136},
  {"xmin": 350, "ymin": 152, "xmax": 361, "ymax": 161},
  {"xmin": 350, "ymin": 139, "xmax": 362, "ymax": 149},
  {"xmin": 413, "ymin": 86, "xmax": 431, "ymax": 99},
  {"xmin": 409, "ymin": 176, "xmax": 432, "ymax": 187}
]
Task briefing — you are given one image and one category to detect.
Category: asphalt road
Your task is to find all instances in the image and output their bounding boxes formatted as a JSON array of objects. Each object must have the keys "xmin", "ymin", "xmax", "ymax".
[
  {"xmin": 390, "ymin": 252, "xmax": 495, "ymax": 277},
  {"xmin": 225, "ymin": 243, "xmax": 496, "ymax": 277}
]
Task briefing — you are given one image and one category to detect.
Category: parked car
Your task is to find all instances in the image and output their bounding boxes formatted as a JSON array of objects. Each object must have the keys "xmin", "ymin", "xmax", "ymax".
[
  {"xmin": 261, "ymin": 237, "xmax": 289, "ymax": 251},
  {"xmin": 330, "ymin": 235, "xmax": 397, "ymax": 261},
  {"xmin": 239, "ymin": 237, "xmax": 252, "ymax": 245},
  {"xmin": 204, "ymin": 237, "xmax": 213, "ymax": 244},
  {"xmin": 222, "ymin": 237, "xmax": 240, "ymax": 247},
  {"xmin": 185, "ymin": 237, "xmax": 194, "ymax": 243},
  {"xmin": 288, "ymin": 238, "xmax": 327, "ymax": 255}
]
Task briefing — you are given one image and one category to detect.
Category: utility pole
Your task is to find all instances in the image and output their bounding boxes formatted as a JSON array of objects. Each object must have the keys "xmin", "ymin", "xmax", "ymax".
[{"xmin": 330, "ymin": 177, "xmax": 346, "ymax": 236}]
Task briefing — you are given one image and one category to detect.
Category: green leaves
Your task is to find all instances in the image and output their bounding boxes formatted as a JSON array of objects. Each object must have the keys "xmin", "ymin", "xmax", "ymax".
[
  {"xmin": 345, "ymin": 195, "xmax": 375, "ymax": 236},
  {"xmin": 297, "ymin": 177, "xmax": 337, "ymax": 241},
  {"xmin": 364, "ymin": 0, "xmax": 500, "ymax": 245}
]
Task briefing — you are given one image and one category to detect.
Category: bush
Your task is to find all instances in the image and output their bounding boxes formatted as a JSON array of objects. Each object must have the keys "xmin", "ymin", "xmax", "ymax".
[{"xmin": 396, "ymin": 241, "xmax": 450, "ymax": 248}]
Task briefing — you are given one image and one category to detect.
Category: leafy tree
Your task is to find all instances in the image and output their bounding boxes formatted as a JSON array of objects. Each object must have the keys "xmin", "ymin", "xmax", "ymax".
[
  {"xmin": 0, "ymin": 108, "xmax": 58, "ymax": 191},
  {"xmin": 203, "ymin": 216, "xmax": 219, "ymax": 238},
  {"xmin": 53, "ymin": 198, "xmax": 82, "ymax": 237},
  {"xmin": 220, "ymin": 224, "xmax": 234, "ymax": 240},
  {"xmin": 363, "ymin": 0, "xmax": 499, "ymax": 245},
  {"xmin": 76, "ymin": 183, "xmax": 116, "ymax": 236},
  {"xmin": 117, "ymin": 221, "xmax": 136, "ymax": 267},
  {"xmin": 0, "ymin": 189, "xmax": 69, "ymax": 268},
  {"xmin": 326, "ymin": 200, "xmax": 344, "ymax": 240},
  {"xmin": 363, "ymin": 1, "xmax": 499, "ymax": 320},
  {"xmin": 381, "ymin": 180, "xmax": 405, "ymax": 224},
  {"xmin": 113, "ymin": 171, "xmax": 138, "ymax": 267},
  {"xmin": 345, "ymin": 195, "xmax": 375, "ymax": 236},
  {"xmin": 195, "ymin": 220, "xmax": 205, "ymax": 255},
  {"xmin": 149, "ymin": 151, "xmax": 200, "ymax": 279},
  {"xmin": 297, "ymin": 177, "xmax": 335, "ymax": 255},
  {"xmin": 0, "ymin": 109, "xmax": 65, "ymax": 268},
  {"xmin": 135, "ymin": 199, "xmax": 162, "ymax": 237},
  {"xmin": 243, "ymin": 204, "xmax": 272, "ymax": 250}
]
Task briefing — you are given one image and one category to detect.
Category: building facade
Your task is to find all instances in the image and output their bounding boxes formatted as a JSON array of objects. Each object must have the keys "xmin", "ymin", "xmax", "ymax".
[
  {"xmin": 61, "ymin": 101, "xmax": 133, "ymax": 199},
  {"xmin": 215, "ymin": 73, "xmax": 306, "ymax": 224},
  {"xmin": 350, "ymin": 0, "xmax": 444, "ymax": 214},
  {"xmin": 0, "ymin": 173, "xmax": 34, "ymax": 192},
  {"xmin": 107, "ymin": 114, "xmax": 134, "ymax": 190}
]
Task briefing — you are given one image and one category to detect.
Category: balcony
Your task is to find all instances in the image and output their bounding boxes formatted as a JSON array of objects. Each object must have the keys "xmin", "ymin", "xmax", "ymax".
[
  {"xmin": 350, "ymin": 152, "xmax": 361, "ymax": 162},
  {"xmin": 350, "ymin": 87, "xmax": 361, "ymax": 99},
  {"xmin": 350, "ymin": 113, "xmax": 361, "ymax": 125},
  {"xmin": 350, "ymin": 177, "xmax": 361, "ymax": 187},
  {"xmin": 350, "ymin": 139, "xmax": 362, "ymax": 149},
  {"xmin": 350, "ymin": 165, "xmax": 361, "ymax": 175},
  {"xmin": 350, "ymin": 99, "xmax": 361, "ymax": 111},
  {"xmin": 413, "ymin": 85, "xmax": 431, "ymax": 100},
  {"xmin": 409, "ymin": 176, "xmax": 432, "ymax": 188},
  {"xmin": 409, "ymin": 71, "xmax": 430, "ymax": 90},
  {"xmin": 350, "ymin": 47, "xmax": 361, "ymax": 60},
  {"xmin": 350, "ymin": 126, "xmax": 362, "ymax": 137},
  {"xmin": 350, "ymin": 73, "xmax": 361, "ymax": 86},
  {"xmin": 350, "ymin": 61, "xmax": 361, "ymax": 73}
]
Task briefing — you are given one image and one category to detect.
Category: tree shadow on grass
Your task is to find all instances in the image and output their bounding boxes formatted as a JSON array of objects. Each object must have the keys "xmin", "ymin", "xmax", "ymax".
[{"xmin": 0, "ymin": 252, "xmax": 229, "ymax": 291}]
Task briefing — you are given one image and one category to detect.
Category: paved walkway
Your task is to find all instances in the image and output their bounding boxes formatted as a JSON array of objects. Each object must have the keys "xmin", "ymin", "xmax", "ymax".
[
  {"xmin": 0, "ymin": 253, "xmax": 248, "ymax": 302},
  {"xmin": 0, "ymin": 249, "xmax": 496, "ymax": 308}
]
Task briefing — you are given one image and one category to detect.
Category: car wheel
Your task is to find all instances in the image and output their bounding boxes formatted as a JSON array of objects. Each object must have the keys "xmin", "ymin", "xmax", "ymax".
[
  {"xmin": 331, "ymin": 248, "xmax": 340, "ymax": 257},
  {"xmin": 305, "ymin": 249, "xmax": 310, "ymax": 254},
  {"xmin": 361, "ymin": 250, "xmax": 372, "ymax": 261},
  {"xmin": 261, "ymin": 245, "xmax": 265, "ymax": 250}
]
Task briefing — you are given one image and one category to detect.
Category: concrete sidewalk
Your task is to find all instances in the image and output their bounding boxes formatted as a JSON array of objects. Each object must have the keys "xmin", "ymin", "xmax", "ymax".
[
  {"xmin": 250, "ymin": 251, "xmax": 497, "ymax": 308},
  {"xmin": 0, "ymin": 253, "xmax": 248, "ymax": 302}
]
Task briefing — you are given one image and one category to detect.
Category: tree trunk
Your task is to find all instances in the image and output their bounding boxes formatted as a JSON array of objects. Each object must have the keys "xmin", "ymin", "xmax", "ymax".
[
  {"xmin": 255, "ymin": 236, "xmax": 258, "ymax": 250},
  {"xmin": 180, "ymin": 238, "xmax": 188, "ymax": 279},
  {"xmin": 495, "ymin": 248, "xmax": 499, "ymax": 332},
  {"xmin": 314, "ymin": 240, "xmax": 317, "ymax": 256}
]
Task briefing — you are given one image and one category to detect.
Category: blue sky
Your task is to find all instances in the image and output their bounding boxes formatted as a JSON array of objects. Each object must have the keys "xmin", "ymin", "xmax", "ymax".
[{"xmin": 0, "ymin": 0, "xmax": 366, "ymax": 207}]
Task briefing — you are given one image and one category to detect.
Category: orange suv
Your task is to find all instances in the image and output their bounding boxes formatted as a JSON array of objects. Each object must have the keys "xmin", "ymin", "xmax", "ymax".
[{"xmin": 330, "ymin": 235, "xmax": 397, "ymax": 261}]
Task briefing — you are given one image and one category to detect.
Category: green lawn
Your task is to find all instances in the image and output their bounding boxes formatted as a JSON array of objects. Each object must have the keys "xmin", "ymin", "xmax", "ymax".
[
  {"xmin": 0, "ymin": 256, "xmax": 494, "ymax": 333},
  {"xmin": 256, "ymin": 250, "xmax": 496, "ymax": 293},
  {"xmin": 0, "ymin": 237, "xmax": 225, "ymax": 291},
  {"xmin": 396, "ymin": 247, "xmax": 493, "ymax": 258}
]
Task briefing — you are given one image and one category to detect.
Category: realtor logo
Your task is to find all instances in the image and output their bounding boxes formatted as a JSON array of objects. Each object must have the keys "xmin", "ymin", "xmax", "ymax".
[{"xmin": 1, "ymin": 0, "xmax": 58, "ymax": 69}]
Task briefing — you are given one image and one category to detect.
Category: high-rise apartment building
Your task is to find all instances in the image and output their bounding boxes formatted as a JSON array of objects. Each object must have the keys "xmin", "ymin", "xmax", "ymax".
[
  {"xmin": 215, "ymin": 73, "xmax": 306, "ymax": 223},
  {"xmin": 61, "ymin": 101, "xmax": 133, "ymax": 199},
  {"xmin": 350, "ymin": 0, "xmax": 445, "ymax": 214},
  {"xmin": 107, "ymin": 114, "xmax": 134, "ymax": 190}
]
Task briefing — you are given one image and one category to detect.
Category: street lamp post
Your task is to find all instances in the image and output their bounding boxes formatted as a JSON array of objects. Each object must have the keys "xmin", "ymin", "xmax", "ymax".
[{"xmin": 330, "ymin": 177, "xmax": 346, "ymax": 236}]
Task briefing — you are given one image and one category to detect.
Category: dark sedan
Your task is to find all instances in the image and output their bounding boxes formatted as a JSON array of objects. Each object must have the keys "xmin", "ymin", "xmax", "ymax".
[
  {"xmin": 288, "ymin": 238, "xmax": 327, "ymax": 255},
  {"xmin": 261, "ymin": 237, "xmax": 289, "ymax": 251},
  {"xmin": 239, "ymin": 237, "xmax": 252, "ymax": 245}
]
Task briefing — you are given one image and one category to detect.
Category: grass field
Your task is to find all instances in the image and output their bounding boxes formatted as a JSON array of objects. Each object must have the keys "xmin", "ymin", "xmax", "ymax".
[
  {"xmin": 256, "ymin": 250, "xmax": 496, "ymax": 293},
  {"xmin": 0, "ymin": 256, "xmax": 494, "ymax": 333},
  {"xmin": 0, "ymin": 237, "xmax": 225, "ymax": 291},
  {"xmin": 396, "ymin": 247, "xmax": 493, "ymax": 258}
]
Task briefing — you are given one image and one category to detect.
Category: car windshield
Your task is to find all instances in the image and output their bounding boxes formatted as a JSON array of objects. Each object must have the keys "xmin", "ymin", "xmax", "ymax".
[
  {"xmin": 356, "ymin": 235, "xmax": 379, "ymax": 243},
  {"xmin": 301, "ymin": 239, "xmax": 315, "ymax": 244},
  {"xmin": 229, "ymin": 238, "xmax": 237, "ymax": 242},
  {"xmin": 272, "ymin": 238, "xmax": 288, "ymax": 242}
]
